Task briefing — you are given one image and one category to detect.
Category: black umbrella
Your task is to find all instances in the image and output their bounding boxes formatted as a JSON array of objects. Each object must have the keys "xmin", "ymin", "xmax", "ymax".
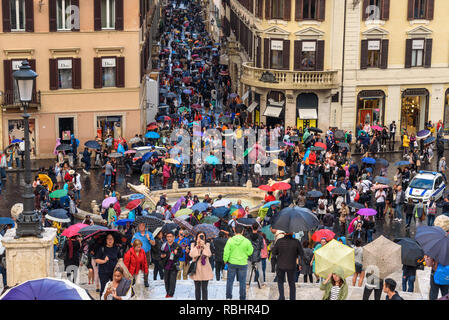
[
  {"xmin": 307, "ymin": 190, "xmax": 323, "ymax": 198},
  {"xmin": 338, "ymin": 142, "xmax": 349, "ymax": 149},
  {"xmin": 133, "ymin": 216, "xmax": 165, "ymax": 230},
  {"xmin": 82, "ymin": 229, "xmax": 125, "ymax": 246},
  {"xmin": 149, "ymin": 211, "xmax": 165, "ymax": 220},
  {"xmin": 192, "ymin": 223, "xmax": 220, "ymax": 239},
  {"xmin": 161, "ymin": 223, "xmax": 178, "ymax": 234},
  {"xmin": 108, "ymin": 152, "xmax": 123, "ymax": 158},
  {"xmin": 308, "ymin": 127, "xmax": 323, "ymax": 133},
  {"xmin": 394, "ymin": 238, "xmax": 425, "ymax": 267},
  {"xmin": 289, "ymin": 136, "xmax": 301, "ymax": 142},
  {"xmin": 331, "ymin": 187, "xmax": 348, "ymax": 195},
  {"xmin": 311, "ymin": 146, "xmax": 324, "ymax": 152},
  {"xmin": 56, "ymin": 144, "xmax": 72, "ymax": 152},
  {"xmin": 78, "ymin": 225, "xmax": 109, "ymax": 237},
  {"xmin": 46, "ymin": 209, "xmax": 70, "ymax": 223},
  {"xmin": 84, "ymin": 140, "xmax": 101, "ymax": 150},
  {"xmin": 348, "ymin": 202, "xmax": 364, "ymax": 210},
  {"xmin": 334, "ymin": 130, "xmax": 345, "ymax": 140},
  {"xmin": 415, "ymin": 226, "xmax": 449, "ymax": 266},
  {"xmin": 236, "ymin": 218, "xmax": 257, "ymax": 227},
  {"xmin": 375, "ymin": 176, "xmax": 391, "ymax": 185},
  {"xmin": 304, "ymin": 135, "xmax": 313, "ymax": 145},
  {"xmin": 271, "ymin": 207, "xmax": 319, "ymax": 233}
]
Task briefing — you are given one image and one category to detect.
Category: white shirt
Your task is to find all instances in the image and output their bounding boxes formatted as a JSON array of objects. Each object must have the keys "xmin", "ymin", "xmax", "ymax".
[
  {"xmin": 100, "ymin": 280, "xmax": 132, "ymax": 300},
  {"xmin": 375, "ymin": 190, "xmax": 386, "ymax": 203}
]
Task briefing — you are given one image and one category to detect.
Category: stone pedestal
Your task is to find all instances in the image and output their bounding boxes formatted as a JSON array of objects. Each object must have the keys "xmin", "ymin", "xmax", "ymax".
[{"xmin": 1, "ymin": 227, "xmax": 56, "ymax": 287}]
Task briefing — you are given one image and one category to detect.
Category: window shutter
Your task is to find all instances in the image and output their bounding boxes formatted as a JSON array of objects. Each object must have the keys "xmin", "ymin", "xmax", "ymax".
[
  {"xmin": 284, "ymin": 0, "xmax": 291, "ymax": 21},
  {"xmin": 360, "ymin": 40, "xmax": 368, "ymax": 69},
  {"xmin": 94, "ymin": 57, "xmax": 102, "ymax": 88},
  {"xmin": 316, "ymin": 40, "xmax": 325, "ymax": 71},
  {"xmin": 115, "ymin": 0, "xmax": 124, "ymax": 30},
  {"xmin": 362, "ymin": 0, "xmax": 369, "ymax": 20},
  {"xmin": 28, "ymin": 59, "xmax": 37, "ymax": 101},
  {"xmin": 381, "ymin": 0, "xmax": 390, "ymax": 20},
  {"xmin": 49, "ymin": 59, "xmax": 59, "ymax": 90},
  {"xmin": 3, "ymin": 60, "xmax": 13, "ymax": 94},
  {"xmin": 282, "ymin": 40, "xmax": 290, "ymax": 70},
  {"xmin": 264, "ymin": 38, "xmax": 270, "ymax": 68},
  {"xmin": 295, "ymin": 0, "xmax": 302, "ymax": 21},
  {"xmin": 72, "ymin": 58, "xmax": 82, "ymax": 89},
  {"xmin": 317, "ymin": 0, "xmax": 326, "ymax": 21},
  {"xmin": 424, "ymin": 38, "xmax": 432, "ymax": 68},
  {"xmin": 407, "ymin": 0, "xmax": 414, "ymax": 20},
  {"xmin": 256, "ymin": 37, "xmax": 262, "ymax": 68},
  {"xmin": 71, "ymin": 0, "xmax": 80, "ymax": 31},
  {"xmin": 257, "ymin": 0, "xmax": 263, "ymax": 18},
  {"xmin": 94, "ymin": 0, "xmax": 102, "ymax": 31},
  {"xmin": 116, "ymin": 57, "xmax": 125, "ymax": 87},
  {"xmin": 404, "ymin": 39, "xmax": 412, "ymax": 68},
  {"xmin": 265, "ymin": 0, "xmax": 271, "ymax": 20},
  {"xmin": 380, "ymin": 39, "xmax": 389, "ymax": 69},
  {"xmin": 426, "ymin": 0, "xmax": 435, "ymax": 20},
  {"xmin": 49, "ymin": 0, "xmax": 57, "ymax": 31},
  {"xmin": 25, "ymin": 0, "xmax": 34, "ymax": 32},
  {"xmin": 294, "ymin": 40, "xmax": 302, "ymax": 70},
  {"xmin": 2, "ymin": 0, "xmax": 11, "ymax": 32}
]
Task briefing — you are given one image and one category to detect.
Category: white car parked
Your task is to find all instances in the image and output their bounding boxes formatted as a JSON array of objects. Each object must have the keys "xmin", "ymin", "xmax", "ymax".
[{"xmin": 405, "ymin": 171, "xmax": 446, "ymax": 204}]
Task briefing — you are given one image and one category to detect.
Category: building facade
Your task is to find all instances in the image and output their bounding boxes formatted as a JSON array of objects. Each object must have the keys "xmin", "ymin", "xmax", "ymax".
[{"xmin": 0, "ymin": 0, "xmax": 160, "ymax": 158}]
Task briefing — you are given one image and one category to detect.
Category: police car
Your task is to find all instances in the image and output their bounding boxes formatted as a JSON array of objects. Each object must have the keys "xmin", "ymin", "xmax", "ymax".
[{"xmin": 405, "ymin": 171, "xmax": 446, "ymax": 204}]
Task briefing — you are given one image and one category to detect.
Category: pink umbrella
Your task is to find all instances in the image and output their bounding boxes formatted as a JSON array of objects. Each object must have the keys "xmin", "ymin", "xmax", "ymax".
[
  {"xmin": 357, "ymin": 208, "xmax": 377, "ymax": 216},
  {"xmin": 371, "ymin": 184, "xmax": 389, "ymax": 190},
  {"xmin": 348, "ymin": 217, "xmax": 359, "ymax": 234},
  {"xmin": 102, "ymin": 197, "xmax": 117, "ymax": 209},
  {"xmin": 61, "ymin": 223, "xmax": 89, "ymax": 238},
  {"xmin": 371, "ymin": 125, "xmax": 383, "ymax": 131},
  {"xmin": 125, "ymin": 150, "xmax": 136, "ymax": 155}
]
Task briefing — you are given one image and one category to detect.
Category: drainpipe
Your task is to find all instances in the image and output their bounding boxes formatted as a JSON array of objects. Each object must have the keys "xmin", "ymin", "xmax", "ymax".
[{"xmin": 340, "ymin": 0, "xmax": 347, "ymax": 110}]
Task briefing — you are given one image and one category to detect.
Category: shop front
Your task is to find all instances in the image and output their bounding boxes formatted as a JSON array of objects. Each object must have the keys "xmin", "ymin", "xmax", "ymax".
[
  {"xmin": 296, "ymin": 93, "xmax": 318, "ymax": 132},
  {"xmin": 264, "ymin": 91, "xmax": 285, "ymax": 128},
  {"xmin": 96, "ymin": 115, "xmax": 124, "ymax": 141},
  {"xmin": 401, "ymin": 88, "xmax": 429, "ymax": 134},
  {"xmin": 356, "ymin": 90, "xmax": 385, "ymax": 127},
  {"xmin": 7, "ymin": 119, "xmax": 36, "ymax": 156}
]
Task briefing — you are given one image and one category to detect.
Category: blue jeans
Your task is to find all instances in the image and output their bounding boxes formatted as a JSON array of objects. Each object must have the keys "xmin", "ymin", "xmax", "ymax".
[
  {"xmin": 395, "ymin": 204, "xmax": 403, "ymax": 219},
  {"xmin": 406, "ymin": 214, "xmax": 415, "ymax": 227},
  {"xmin": 104, "ymin": 175, "xmax": 112, "ymax": 187},
  {"xmin": 75, "ymin": 190, "xmax": 81, "ymax": 201},
  {"xmin": 366, "ymin": 229, "xmax": 374, "ymax": 243},
  {"xmin": 402, "ymin": 274, "xmax": 416, "ymax": 292},
  {"xmin": 0, "ymin": 167, "xmax": 6, "ymax": 179},
  {"xmin": 85, "ymin": 160, "xmax": 91, "ymax": 172},
  {"xmin": 226, "ymin": 263, "xmax": 248, "ymax": 300},
  {"xmin": 0, "ymin": 265, "xmax": 6, "ymax": 287},
  {"xmin": 428, "ymin": 215, "xmax": 436, "ymax": 226}
]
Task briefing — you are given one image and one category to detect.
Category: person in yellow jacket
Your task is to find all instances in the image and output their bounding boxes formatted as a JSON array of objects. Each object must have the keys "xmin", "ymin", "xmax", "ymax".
[{"xmin": 403, "ymin": 133, "xmax": 410, "ymax": 155}]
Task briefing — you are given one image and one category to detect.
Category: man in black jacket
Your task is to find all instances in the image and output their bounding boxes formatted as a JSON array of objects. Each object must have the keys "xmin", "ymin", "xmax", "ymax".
[
  {"xmin": 161, "ymin": 231, "xmax": 183, "ymax": 298},
  {"xmin": 271, "ymin": 233, "xmax": 304, "ymax": 300},
  {"xmin": 212, "ymin": 231, "xmax": 228, "ymax": 280},
  {"xmin": 246, "ymin": 223, "xmax": 265, "ymax": 287}
]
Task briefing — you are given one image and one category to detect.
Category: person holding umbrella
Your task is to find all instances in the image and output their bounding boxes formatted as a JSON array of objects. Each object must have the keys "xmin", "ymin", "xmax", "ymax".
[
  {"xmin": 131, "ymin": 222, "xmax": 155, "ymax": 288},
  {"xmin": 161, "ymin": 231, "xmax": 183, "ymax": 298},
  {"xmin": 82, "ymin": 147, "xmax": 92, "ymax": 175}
]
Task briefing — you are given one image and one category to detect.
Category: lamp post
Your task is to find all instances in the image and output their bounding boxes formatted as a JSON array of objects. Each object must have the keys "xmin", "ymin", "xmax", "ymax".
[{"xmin": 13, "ymin": 60, "xmax": 43, "ymax": 238}]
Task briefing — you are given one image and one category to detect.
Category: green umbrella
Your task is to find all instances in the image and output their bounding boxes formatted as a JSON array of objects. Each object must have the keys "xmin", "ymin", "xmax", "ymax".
[
  {"xmin": 261, "ymin": 225, "xmax": 275, "ymax": 241},
  {"xmin": 49, "ymin": 189, "xmax": 68, "ymax": 199},
  {"xmin": 243, "ymin": 147, "xmax": 252, "ymax": 157},
  {"xmin": 178, "ymin": 106, "xmax": 190, "ymax": 113},
  {"xmin": 201, "ymin": 216, "xmax": 219, "ymax": 224}
]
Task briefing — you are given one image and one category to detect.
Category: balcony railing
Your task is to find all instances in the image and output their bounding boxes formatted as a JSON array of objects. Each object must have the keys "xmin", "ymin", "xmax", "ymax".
[
  {"xmin": 1, "ymin": 90, "xmax": 41, "ymax": 111},
  {"xmin": 240, "ymin": 62, "xmax": 339, "ymax": 90}
]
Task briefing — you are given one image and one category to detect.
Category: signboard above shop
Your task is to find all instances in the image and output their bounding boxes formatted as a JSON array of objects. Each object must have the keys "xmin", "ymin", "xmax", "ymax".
[{"xmin": 271, "ymin": 40, "xmax": 283, "ymax": 51}]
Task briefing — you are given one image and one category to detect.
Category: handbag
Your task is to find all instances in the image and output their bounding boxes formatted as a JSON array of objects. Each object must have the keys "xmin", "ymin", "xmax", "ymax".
[{"xmin": 187, "ymin": 258, "xmax": 198, "ymax": 276}]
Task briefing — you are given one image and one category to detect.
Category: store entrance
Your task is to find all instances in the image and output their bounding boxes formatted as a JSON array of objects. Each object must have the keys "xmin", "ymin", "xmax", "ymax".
[
  {"xmin": 401, "ymin": 89, "xmax": 429, "ymax": 135},
  {"xmin": 58, "ymin": 117, "xmax": 74, "ymax": 143},
  {"xmin": 265, "ymin": 91, "xmax": 285, "ymax": 129}
]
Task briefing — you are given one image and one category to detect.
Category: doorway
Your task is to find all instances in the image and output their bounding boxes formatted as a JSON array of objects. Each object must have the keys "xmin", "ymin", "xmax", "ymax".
[
  {"xmin": 401, "ymin": 89, "xmax": 429, "ymax": 135},
  {"xmin": 265, "ymin": 91, "xmax": 285, "ymax": 128},
  {"xmin": 58, "ymin": 117, "xmax": 74, "ymax": 142}
]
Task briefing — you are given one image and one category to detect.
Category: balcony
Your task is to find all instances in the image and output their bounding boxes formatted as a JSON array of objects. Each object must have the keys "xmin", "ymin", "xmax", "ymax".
[
  {"xmin": 1, "ymin": 90, "xmax": 41, "ymax": 112},
  {"xmin": 240, "ymin": 62, "xmax": 339, "ymax": 90}
]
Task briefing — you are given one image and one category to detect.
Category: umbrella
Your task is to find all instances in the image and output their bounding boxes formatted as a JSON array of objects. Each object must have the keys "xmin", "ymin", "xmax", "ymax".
[
  {"xmin": 173, "ymin": 217, "xmax": 194, "ymax": 233},
  {"xmin": 314, "ymin": 240, "xmax": 355, "ymax": 279},
  {"xmin": 314, "ymin": 142, "xmax": 327, "ymax": 150},
  {"xmin": 236, "ymin": 218, "xmax": 258, "ymax": 227},
  {"xmin": 146, "ymin": 124, "xmax": 158, "ymax": 131},
  {"xmin": 84, "ymin": 140, "xmax": 101, "ymax": 149},
  {"xmin": 308, "ymin": 127, "xmax": 323, "ymax": 133},
  {"xmin": 362, "ymin": 157, "xmax": 376, "ymax": 164},
  {"xmin": 108, "ymin": 152, "xmax": 123, "ymax": 158},
  {"xmin": 61, "ymin": 223, "xmax": 89, "ymax": 238},
  {"xmin": 114, "ymin": 219, "xmax": 135, "ymax": 227},
  {"xmin": 219, "ymin": 116, "xmax": 232, "ymax": 124},
  {"xmin": 363, "ymin": 235, "xmax": 402, "ymax": 279},
  {"xmin": 307, "ymin": 190, "xmax": 323, "ymax": 198},
  {"xmin": 133, "ymin": 216, "xmax": 165, "ymax": 230},
  {"xmin": 191, "ymin": 104, "xmax": 202, "ymax": 110},
  {"xmin": 212, "ymin": 206, "xmax": 230, "ymax": 218},
  {"xmin": 229, "ymin": 93, "xmax": 238, "ymax": 99},
  {"xmin": 416, "ymin": 129, "xmax": 431, "ymax": 140},
  {"xmin": 56, "ymin": 144, "xmax": 72, "ymax": 152},
  {"xmin": 161, "ymin": 222, "xmax": 178, "ymax": 234},
  {"xmin": 271, "ymin": 159, "xmax": 286, "ymax": 166},
  {"xmin": 165, "ymin": 92, "xmax": 177, "ymax": 99},
  {"xmin": 124, "ymin": 150, "xmax": 137, "ymax": 155},
  {"xmin": 331, "ymin": 187, "xmax": 348, "ymax": 195},
  {"xmin": 372, "ymin": 184, "xmax": 389, "ymax": 190},
  {"xmin": 46, "ymin": 209, "xmax": 70, "ymax": 223},
  {"xmin": 175, "ymin": 208, "xmax": 193, "ymax": 217},
  {"xmin": 11, "ymin": 139, "xmax": 23, "ymax": 143},
  {"xmin": 38, "ymin": 174, "xmax": 53, "ymax": 191},
  {"xmin": 377, "ymin": 158, "xmax": 389, "ymax": 167},
  {"xmin": 191, "ymin": 202, "xmax": 209, "ymax": 212},
  {"xmin": 141, "ymin": 152, "xmax": 154, "ymax": 162},
  {"xmin": 348, "ymin": 202, "xmax": 364, "ymax": 210},
  {"xmin": 311, "ymin": 146, "xmax": 324, "ymax": 152},
  {"xmin": 102, "ymin": 197, "xmax": 117, "ymax": 209},
  {"xmin": 82, "ymin": 229, "xmax": 123, "ymax": 245},
  {"xmin": 272, "ymin": 182, "xmax": 291, "ymax": 191},
  {"xmin": 338, "ymin": 142, "xmax": 350, "ymax": 149},
  {"xmin": 263, "ymin": 201, "xmax": 281, "ymax": 208},
  {"xmin": 145, "ymin": 131, "xmax": 160, "ymax": 139},
  {"xmin": 205, "ymin": 155, "xmax": 219, "ymax": 165},
  {"xmin": 49, "ymin": 189, "xmax": 68, "ymax": 199},
  {"xmin": 0, "ymin": 217, "xmax": 15, "ymax": 227},
  {"xmin": 78, "ymin": 225, "xmax": 109, "ymax": 237},
  {"xmin": 201, "ymin": 216, "xmax": 219, "ymax": 224},
  {"xmin": 213, "ymin": 199, "xmax": 231, "ymax": 208},
  {"xmin": 126, "ymin": 200, "xmax": 142, "ymax": 211},
  {"xmin": 193, "ymin": 224, "xmax": 219, "ymax": 239},
  {"xmin": 334, "ymin": 130, "xmax": 345, "ymax": 140},
  {"xmin": 129, "ymin": 194, "xmax": 145, "ymax": 201},
  {"xmin": 357, "ymin": 208, "xmax": 377, "ymax": 216},
  {"xmin": 174, "ymin": 68, "xmax": 183, "ymax": 72},
  {"xmin": 394, "ymin": 238, "xmax": 425, "ymax": 267},
  {"xmin": 415, "ymin": 226, "xmax": 449, "ymax": 265},
  {"xmin": 424, "ymin": 136, "xmax": 436, "ymax": 144},
  {"xmin": 261, "ymin": 225, "xmax": 275, "ymax": 241},
  {"xmin": 312, "ymin": 229, "xmax": 336, "ymax": 242},
  {"xmin": 271, "ymin": 207, "xmax": 319, "ymax": 233},
  {"xmin": 183, "ymin": 89, "xmax": 193, "ymax": 95},
  {"xmin": 258, "ymin": 185, "xmax": 274, "ymax": 192},
  {"xmin": 371, "ymin": 125, "xmax": 383, "ymax": 131},
  {"xmin": 157, "ymin": 116, "xmax": 171, "ymax": 121},
  {"xmin": 231, "ymin": 208, "xmax": 246, "ymax": 219},
  {"xmin": 0, "ymin": 278, "xmax": 92, "ymax": 300},
  {"xmin": 164, "ymin": 158, "xmax": 180, "ymax": 165},
  {"xmin": 149, "ymin": 211, "xmax": 165, "ymax": 220},
  {"xmin": 289, "ymin": 136, "xmax": 301, "ymax": 142},
  {"xmin": 395, "ymin": 161, "xmax": 410, "ymax": 167}
]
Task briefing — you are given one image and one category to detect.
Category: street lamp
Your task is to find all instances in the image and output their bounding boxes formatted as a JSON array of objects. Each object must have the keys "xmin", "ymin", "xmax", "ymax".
[{"xmin": 13, "ymin": 60, "xmax": 43, "ymax": 238}]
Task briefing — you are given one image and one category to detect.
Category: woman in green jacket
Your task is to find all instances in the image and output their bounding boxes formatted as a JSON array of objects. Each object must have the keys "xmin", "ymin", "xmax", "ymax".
[{"xmin": 320, "ymin": 267, "xmax": 348, "ymax": 300}]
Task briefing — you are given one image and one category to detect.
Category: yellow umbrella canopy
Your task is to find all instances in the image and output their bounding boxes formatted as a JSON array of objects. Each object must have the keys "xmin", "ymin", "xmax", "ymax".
[
  {"xmin": 271, "ymin": 159, "xmax": 286, "ymax": 166},
  {"xmin": 362, "ymin": 235, "xmax": 402, "ymax": 279},
  {"xmin": 164, "ymin": 158, "xmax": 180, "ymax": 165},
  {"xmin": 315, "ymin": 239, "xmax": 355, "ymax": 279},
  {"xmin": 38, "ymin": 174, "xmax": 53, "ymax": 191},
  {"xmin": 175, "ymin": 208, "xmax": 193, "ymax": 217}
]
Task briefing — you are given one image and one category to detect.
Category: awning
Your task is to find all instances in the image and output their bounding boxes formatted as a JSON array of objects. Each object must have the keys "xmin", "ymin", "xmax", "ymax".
[
  {"xmin": 264, "ymin": 106, "xmax": 283, "ymax": 118},
  {"xmin": 298, "ymin": 108, "xmax": 318, "ymax": 120},
  {"xmin": 247, "ymin": 102, "xmax": 258, "ymax": 112}
]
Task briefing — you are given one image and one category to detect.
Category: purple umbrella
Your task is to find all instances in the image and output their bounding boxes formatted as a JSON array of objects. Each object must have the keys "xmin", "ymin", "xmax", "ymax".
[
  {"xmin": 102, "ymin": 197, "xmax": 117, "ymax": 209},
  {"xmin": 357, "ymin": 208, "xmax": 377, "ymax": 216},
  {"xmin": 171, "ymin": 196, "xmax": 186, "ymax": 215},
  {"xmin": 183, "ymin": 89, "xmax": 192, "ymax": 95},
  {"xmin": 229, "ymin": 93, "xmax": 238, "ymax": 99},
  {"xmin": 416, "ymin": 129, "xmax": 431, "ymax": 140}
]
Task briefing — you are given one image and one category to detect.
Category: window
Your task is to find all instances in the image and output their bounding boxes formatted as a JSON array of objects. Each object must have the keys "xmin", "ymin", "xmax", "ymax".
[
  {"xmin": 302, "ymin": 0, "xmax": 317, "ymax": 19},
  {"xmin": 11, "ymin": 60, "xmax": 22, "ymax": 103},
  {"xmin": 10, "ymin": 0, "xmax": 26, "ymax": 31},
  {"xmin": 367, "ymin": 40, "xmax": 380, "ymax": 68},
  {"xmin": 366, "ymin": 0, "xmax": 381, "ymax": 20},
  {"xmin": 271, "ymin": 0, "xmax": 284, "ymax": 19},
  {"xmin": 300, "ymin": 41, "xmax": 316, "ymax": 70},
  {"xmin": 270, "ymin": 40, "xmax": 283, "ymax": 69},
  {"xmin": 57, "ymin": 0, "xmax": 72, "ymax": 30},
  {"xmin": 102, "ymin": 57, "xmax": 116, "ymax": 87},
  {"xmin": 101, "ymin": 0, "xmax": 115, "ymax": 29},
  {"xmin": 58, "ymin": 59, "xmax": 73, "ymax": 89},
  {"xmin": 414, "ymin": 0, "xmax": 427, "ymax": 19},
  {"xmin": 411, "ymin": 39, "xmax": 424, "ymax": 67}
]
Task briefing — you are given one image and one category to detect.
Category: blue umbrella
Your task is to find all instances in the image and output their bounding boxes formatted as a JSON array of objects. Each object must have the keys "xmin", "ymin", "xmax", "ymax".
[
  {"xmin": 307, "ymin": 190, "xmax": 323, "ymax": 198},
  {"xmin": 205, "ymin": 155, "xmax": 219, "ymax": 165},
  {"xmin": 395, "ymin": 161, "xmax": 410, "ymax": 166},
  {"xmin": 145, "ymin": 131, "xmax": 160, "ymax": 139},
  {"xmin": 365, "ymin": 167, "xmax": 373, "ymax": 173},
  {"xmin": 212, "ymin": 206, "xmax": 230, "ymax": 218},
  {"xmin": 11, "ymin": 139, "xmax": 23, "ymax": 144},
  {"xmin": 362, "ymin": 157, "xmax": 376, "ymax": 164},
  {"xmin": 415, "ymin": 226, "xmax": 449, "ymax": 265},
  {"xmin": 183, "ymin": 89, "xmax": 192, "ymax": 95},
  {"xmin": 46, "ymin": 209, "xmax": 70, "ymax": 223},
  {"xmin": 261, "ymin": 225, "xmax": 275, "ymax": 241},
  {"xmin": 263, "ymin": 201, "xmax": 281, "ymax": 208},
  {"xmin": 141, "ymin": 152, "xmax": 154, "ymax": 162},
  {"xmin": 0, "ymin": 278, "xmax": 92, "ymax": 300},
  {"xmin": 129, "ymin": 194, "xmax": 145, "ymax": 200},
  {"xmin": 377, "ymin": 158, "xmax": 389, "ymax": 167},
  {"xmin": 375, "ymin": 176, "xmax": 390, "ymax": 185},
  {"xmin": 114, "ymin": 219, "xmax": 135, "ymax": 226},
  {"xmin": 84, "ymin": 140, "xmax": 101, "ymax": 149},
  {"xmin": 424, "ymin": 136, "xmax": 436, "ymax": 144},
  {"xmin": 417, "ymin": 129, "xmax": 431, "ymax": 139},
  {"xmin": 191, "ymin": 202, "xmax": 209, "ymax": 212},
  {"xmin": 0, "ymin": 217, "xmax": 15, "ymax": 227}
]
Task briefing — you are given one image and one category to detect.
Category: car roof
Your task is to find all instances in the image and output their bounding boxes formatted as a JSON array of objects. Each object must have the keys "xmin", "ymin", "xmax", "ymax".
[{"xmin": 413, "ymin": 172, "xmax": 441, "ymax": 180}]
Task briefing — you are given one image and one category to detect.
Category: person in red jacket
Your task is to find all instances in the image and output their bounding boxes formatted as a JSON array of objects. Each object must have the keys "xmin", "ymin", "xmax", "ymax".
[
  {"xmin": 124, "ymin": 239, "xmax": 148, "ymax": 285},
  {"xmin": 264, "ymin": 191, "xmax": 276, "ymax": 203},
  {"xmin": 308, "ymin": 151, "xmax": 317, "ymax": 166}
]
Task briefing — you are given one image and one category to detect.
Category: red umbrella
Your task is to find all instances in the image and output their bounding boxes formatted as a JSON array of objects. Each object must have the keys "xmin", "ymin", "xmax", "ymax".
[
  {"xmin": 312, "ymin": 229, "xmax": 336, "ymax": 242},
  {"xmin": 258, "ymin": 185, "xmax": 274, "ymax": 192},
  {"xmin": 182, "ymin": 77, "xmax": 192, "ymax": 84},
  {"xmin": 126, "ymin": 200, "xmax": 141, "ymax": 211},
  {"xmin": 191, "ymin": 104, "xmax": 202, "ymax": 110},
  {"xmin": 315, "ymin": 142, "xmax": 327, "ymax": 150},
  {"xmin": 147, "ymin": 124, "xmax": 158, "ymax": 131},
  {"xmin": 61, "ymin": 223, "xmax": 89, "ymax": 238},
  {"xmin": 272, "ymin": 182, "xmax": 291, "ymax": 191},
  {"xmin": 327, "ymin": 185, "xmax": 336, "ymax": 192}
]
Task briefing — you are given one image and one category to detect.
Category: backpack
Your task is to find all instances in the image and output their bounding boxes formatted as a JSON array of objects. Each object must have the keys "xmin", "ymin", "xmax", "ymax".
[
  {"xmin": 434, "ymin": 264, "xmax": 449, "ymax": 285},
  {"xmin": 319, "ymin": 202, "xmax": 325, "ymax": 210}
]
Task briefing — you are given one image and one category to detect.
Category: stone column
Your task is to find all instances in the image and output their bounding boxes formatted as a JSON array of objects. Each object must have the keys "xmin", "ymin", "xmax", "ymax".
[
  {"xmin": 259, "ymin": 93, "xmax": 267, "ymax": 125},
  {"xmin": 285, "ymin": 91, "xmax": 296, "ymax": 129},
  {"xmin": 1, "ymin": 227, "xmax": 57, "ymax": 287}
]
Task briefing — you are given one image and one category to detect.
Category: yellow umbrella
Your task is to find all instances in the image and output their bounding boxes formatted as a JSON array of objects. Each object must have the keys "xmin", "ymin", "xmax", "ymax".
[
  {"xmin": 164, "ymin": 158, "xmax": 180, "ymax": 165},
  {"xmin": 38, "ymin": 174, "xmax": 53, "ymax": 191},
  {"xmin": 175, "ymin": 208, "xmax": 193, "ymax": 217},
  {"xmin": 271, "ymin": 159, "xmax": 286, "ymax": 167},
  {"xmin": 315, "ymin": 239, "xmax": 355, "ymax": 279}
]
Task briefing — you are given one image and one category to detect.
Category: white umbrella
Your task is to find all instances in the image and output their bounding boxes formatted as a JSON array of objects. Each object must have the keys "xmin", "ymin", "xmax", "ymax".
[{"xmin": 212, "ymin": 199, "xmax": 231, "ymax": 208}]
